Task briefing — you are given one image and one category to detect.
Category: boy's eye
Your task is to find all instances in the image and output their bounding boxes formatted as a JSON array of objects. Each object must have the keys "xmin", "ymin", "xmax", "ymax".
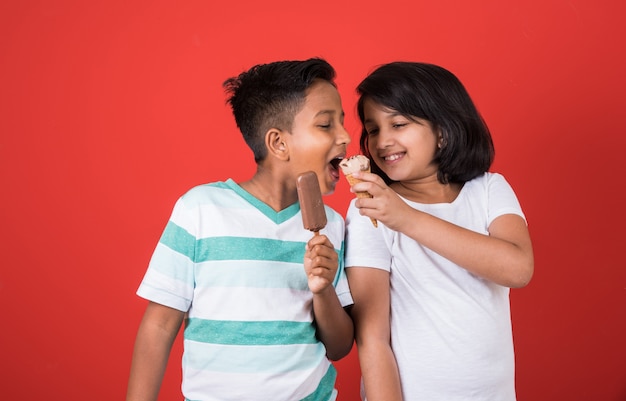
[{"xmin": 318, "ymin": 122, "xmax": 331, "ymax": 129}]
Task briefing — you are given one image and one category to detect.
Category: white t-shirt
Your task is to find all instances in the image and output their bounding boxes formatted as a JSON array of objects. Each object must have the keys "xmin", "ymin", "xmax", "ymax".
[{"xmin": 345, "ymin": 172, "xmax": 525, "ymax": 400}]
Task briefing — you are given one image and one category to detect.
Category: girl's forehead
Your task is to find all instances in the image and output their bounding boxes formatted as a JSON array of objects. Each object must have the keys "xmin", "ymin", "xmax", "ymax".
[{"xmin": 363, "ymin": 99, "xmax": 399, "ymax": 117}]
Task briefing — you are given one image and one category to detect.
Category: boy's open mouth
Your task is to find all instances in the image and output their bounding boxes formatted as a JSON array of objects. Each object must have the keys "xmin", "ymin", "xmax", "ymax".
[{"xmin": 328, "ymin": 157, "xmax": 343, "ymax": 181}]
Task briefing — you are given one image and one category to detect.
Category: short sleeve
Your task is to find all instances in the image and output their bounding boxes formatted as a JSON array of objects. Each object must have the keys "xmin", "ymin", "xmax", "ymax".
[
  {"xmin": 344, "ymin": 198, "xmax": 392, "ymax": 271},
  {"xmin": 487, "ymin": 173, "xmax": 527, "ymax": 227},
  {"xmin": 136, "ymin": 197, "xmax": 196, "ymax": 312}
]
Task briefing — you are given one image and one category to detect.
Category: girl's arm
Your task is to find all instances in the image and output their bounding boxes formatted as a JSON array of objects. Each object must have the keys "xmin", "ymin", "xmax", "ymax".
[
  {"xmin": 127, "ymin": 302, "xmax": 185, "ymax": 401},
  {"xmin": 305, "ymin": 234, "xmax": 354, "ymax": 360},
  {"xmin": 352, "ymin": 173, "xmax": 534, "ymax": 288},
  {"xmin": 393, "ymin": 207, "xmax": 533, "ymax": 288},
  {"xmin": 347, "ymin": 267, "xmax": 403, "ymax": 401}
]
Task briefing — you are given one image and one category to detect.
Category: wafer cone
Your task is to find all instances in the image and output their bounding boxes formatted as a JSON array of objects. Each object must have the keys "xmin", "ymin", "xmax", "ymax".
[{"xmin": 345, "ymin": 174, "xmax": 378, "ymax": 228}]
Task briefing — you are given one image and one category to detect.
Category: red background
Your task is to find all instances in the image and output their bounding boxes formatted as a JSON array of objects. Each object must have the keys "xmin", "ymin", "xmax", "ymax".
[{"xmin": 1, "ymin": 1, "xmax": 625, "ymax": 400}]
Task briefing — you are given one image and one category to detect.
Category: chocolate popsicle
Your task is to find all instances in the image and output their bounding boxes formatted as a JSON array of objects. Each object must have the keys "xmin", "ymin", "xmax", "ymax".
[{"xmin": 296, "ymin": 171, "xmax": 327, "ymax": 235}]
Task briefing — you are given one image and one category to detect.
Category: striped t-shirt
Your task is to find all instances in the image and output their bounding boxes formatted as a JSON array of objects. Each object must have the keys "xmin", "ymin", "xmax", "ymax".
[{"xmin": 137, "ymin": 179, "xmax": 353, "ymax": 401}]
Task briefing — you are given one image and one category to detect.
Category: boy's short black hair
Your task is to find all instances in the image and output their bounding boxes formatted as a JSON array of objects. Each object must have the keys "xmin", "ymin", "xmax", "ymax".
[
  {"xmin": 356, "ymin": 62, "xmax": 494, "ymax": 185},
  {"xmin": 224, "ymin": 58, "xmax": 336, "ymax": 162}
]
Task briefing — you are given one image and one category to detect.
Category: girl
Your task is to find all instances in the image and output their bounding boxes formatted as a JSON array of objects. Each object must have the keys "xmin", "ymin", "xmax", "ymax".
[{"xmin": 345, "ymin": 62, "xmax": 534, "ymax": 401}]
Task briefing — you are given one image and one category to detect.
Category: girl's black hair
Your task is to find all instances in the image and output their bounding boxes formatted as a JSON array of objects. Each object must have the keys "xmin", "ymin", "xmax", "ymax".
[{"xmin": 357, "ymin": 62, "xmax": 494, "ymax": 184}]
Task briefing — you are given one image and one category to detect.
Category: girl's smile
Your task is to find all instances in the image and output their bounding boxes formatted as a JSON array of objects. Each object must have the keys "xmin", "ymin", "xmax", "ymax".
[{"xmin": 362, "ymin": 98, "xmax": 439, "ymax": 184}]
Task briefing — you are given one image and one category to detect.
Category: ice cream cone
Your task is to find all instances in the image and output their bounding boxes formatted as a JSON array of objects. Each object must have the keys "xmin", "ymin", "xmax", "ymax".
[
  {"xmin": 339, "ymin": 155, "xmax": 379, "ymax": 228},
  {"xmin": 345, "ymin": 174, "xmax": 378, "ymax": 227}
]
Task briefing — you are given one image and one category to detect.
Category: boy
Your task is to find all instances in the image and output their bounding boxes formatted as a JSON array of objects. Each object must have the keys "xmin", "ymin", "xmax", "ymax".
[{"xmin": 126, "ymin": 58, "xmax": 354, "ymax": 401}]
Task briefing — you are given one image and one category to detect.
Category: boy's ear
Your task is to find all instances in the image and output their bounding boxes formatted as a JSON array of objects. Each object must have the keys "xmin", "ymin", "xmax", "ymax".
[{"xmin": 266, "ymin": 128, "xmax": 289, "ymax": 161}]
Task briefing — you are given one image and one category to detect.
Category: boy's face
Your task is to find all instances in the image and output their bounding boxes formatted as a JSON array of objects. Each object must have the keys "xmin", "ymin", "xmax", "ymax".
[{"xmin": 286, "ymin": 79, "xmax": 350, "ymax": 194}]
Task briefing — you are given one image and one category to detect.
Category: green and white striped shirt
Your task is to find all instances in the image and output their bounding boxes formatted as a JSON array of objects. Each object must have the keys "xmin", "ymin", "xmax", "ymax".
[{"xmin": 137, "ymin": 179, "xmax": 352, "ymax": 401}]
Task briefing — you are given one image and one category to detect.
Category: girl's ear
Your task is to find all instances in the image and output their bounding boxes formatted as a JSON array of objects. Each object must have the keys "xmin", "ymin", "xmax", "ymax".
[
  {"xmin": 437, "ymin": 130, "xmax": 447, "ymax": 149},
  {"xmin": 266, "ymin": 128, "xmax": 289, "ymax": 161}
]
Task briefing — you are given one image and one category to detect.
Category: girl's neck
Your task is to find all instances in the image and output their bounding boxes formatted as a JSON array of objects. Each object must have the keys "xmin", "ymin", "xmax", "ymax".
[{"xmin": 391, "ymin": 179, "xmax": 462, "ymax": 204}]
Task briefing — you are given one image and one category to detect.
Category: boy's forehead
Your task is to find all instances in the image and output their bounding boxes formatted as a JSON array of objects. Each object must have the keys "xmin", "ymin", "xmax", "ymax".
[{"xmin": 302, "ymin": 80, "xmax": 342, "ymax": 112}]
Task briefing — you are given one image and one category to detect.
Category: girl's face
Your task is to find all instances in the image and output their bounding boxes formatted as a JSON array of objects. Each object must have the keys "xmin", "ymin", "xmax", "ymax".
[{"xmin": 362, "ymin": 98, "xmax": 439, "ymax": 183}]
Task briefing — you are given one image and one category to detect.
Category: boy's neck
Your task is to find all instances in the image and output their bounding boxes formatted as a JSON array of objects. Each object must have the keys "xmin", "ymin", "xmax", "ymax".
[{"xmin": 239, "ymin": 168, "xmax": 298, "ymax": 212}]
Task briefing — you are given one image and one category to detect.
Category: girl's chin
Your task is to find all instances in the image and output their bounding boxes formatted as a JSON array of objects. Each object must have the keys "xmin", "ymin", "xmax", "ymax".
[{"xmin": 384, "ymin": 172, "xmax": 405, "ymax": 182}]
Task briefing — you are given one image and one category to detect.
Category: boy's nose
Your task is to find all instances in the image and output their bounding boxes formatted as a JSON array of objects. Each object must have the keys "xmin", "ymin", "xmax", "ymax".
[{"xmin": 337, "ymin": 124, "xmax": 351, "ymax": 145}]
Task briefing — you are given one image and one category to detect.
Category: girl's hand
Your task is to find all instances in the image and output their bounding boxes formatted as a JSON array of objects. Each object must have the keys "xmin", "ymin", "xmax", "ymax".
[
  {"xmin": 349, "ymin": 171, "xmax": 413, "ymax": 232},
  {"xmin": 304, "ymin": 234, "xmax": 338, "ymax": 294}
]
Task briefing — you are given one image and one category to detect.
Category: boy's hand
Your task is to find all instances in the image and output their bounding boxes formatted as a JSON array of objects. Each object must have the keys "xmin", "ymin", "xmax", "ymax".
[{"xmin": 304, "ymin": 234, "xmax": 338, "ymax": 294}]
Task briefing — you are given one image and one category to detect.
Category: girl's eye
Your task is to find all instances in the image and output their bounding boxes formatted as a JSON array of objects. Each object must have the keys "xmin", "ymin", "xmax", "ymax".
[
  {"xmin": 392, "ymin": 123, "xmax": 408, "ymax": 129},
  {"xmin": 367, "ymin": 128, "xmax": 379, "ymax": 136}
]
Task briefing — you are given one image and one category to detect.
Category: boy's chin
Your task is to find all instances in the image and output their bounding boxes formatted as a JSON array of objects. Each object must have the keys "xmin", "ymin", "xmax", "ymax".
[{"xmin": 321, "ymin": 182, "xmax": 336, "ymax": 196}]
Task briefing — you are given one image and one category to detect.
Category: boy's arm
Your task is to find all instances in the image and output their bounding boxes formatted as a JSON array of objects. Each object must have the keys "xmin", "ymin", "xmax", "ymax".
[
  {"xmin": 311, "ymin": 286, "xmax": 354, "ymax": 361},
  {"xmin": 347, "ymin": 267, "xmax": 402, "ymax": 401},
  {"xmin": 305, "ymin": 235, "xmax": 354, "ymax": 361},
  {"xmin": 127, "ymin": 301, "xmax": 185, "ymax": 401}
]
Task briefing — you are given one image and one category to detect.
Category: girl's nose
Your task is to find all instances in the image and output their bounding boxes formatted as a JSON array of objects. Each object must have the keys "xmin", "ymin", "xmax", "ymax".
[{"xmin": 374, "ymin": 128, "xmax": 393, "ymax": 149}]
